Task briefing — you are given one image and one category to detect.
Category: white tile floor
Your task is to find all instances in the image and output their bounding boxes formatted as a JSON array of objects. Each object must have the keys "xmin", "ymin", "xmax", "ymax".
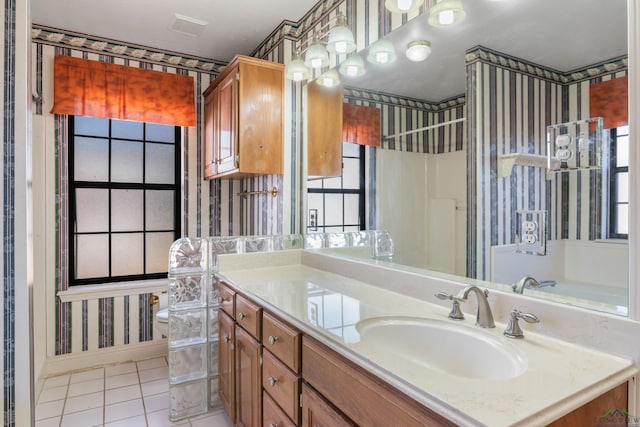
[{"xmin": 35, "ymin": 356, "xmax": 234, "ymax": 427}]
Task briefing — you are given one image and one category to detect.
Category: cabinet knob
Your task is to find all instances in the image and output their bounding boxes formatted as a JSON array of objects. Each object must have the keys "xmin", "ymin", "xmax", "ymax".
[
  {"xmin": 268, "ymin": 377, "xmax": 278, "ymax": 387},
  {"xmin": 267, "ymin": 335, "xmax": 278, "ymax": 345},
  {"xmin": 269, "ymin": 424, "xmax": 278, "ymax": 427},
  {"xmin": 217, "ymin": 296, "xmax": 224, "ymax": 304},
  {"xmin": 238, "ymin": 312, "xmax": 246, "ymax": 320},
  {"xmin": 224, "ymin": 335, "xmax": 231, "ymax": 343}
]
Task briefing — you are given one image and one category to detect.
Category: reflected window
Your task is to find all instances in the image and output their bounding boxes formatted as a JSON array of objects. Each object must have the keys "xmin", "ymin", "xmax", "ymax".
[
  {"xmin": 307, "ymin": 142, "xmax": 365, "ymax": 232},
  {"xmin": 306, "ymin": 284, "xmax": 361, "ymax": 342},
  {"xmin": 609, "ymin": 125, "xmax": 628, "ymax": 238},
  {"xmin": 69, "ymin": 116, "xmax": 181, "ymax": 285}
]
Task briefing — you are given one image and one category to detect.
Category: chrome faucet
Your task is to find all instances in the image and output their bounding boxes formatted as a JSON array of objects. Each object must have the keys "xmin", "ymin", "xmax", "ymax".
[
  {"xmin": 455, "ymin": 286, "xmax": 495, "ymax": 328},
  {"xmin": 512, "ymin": 276, "xmax": 540, "ymax": 294}
]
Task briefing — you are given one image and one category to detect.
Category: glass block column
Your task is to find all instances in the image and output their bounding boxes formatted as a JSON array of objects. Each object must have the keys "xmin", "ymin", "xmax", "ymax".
[{"xmin": 167, "ymin": 237, "xmax": 220, "ymax": 421}]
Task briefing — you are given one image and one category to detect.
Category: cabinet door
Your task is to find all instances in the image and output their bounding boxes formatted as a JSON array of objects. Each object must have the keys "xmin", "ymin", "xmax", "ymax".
[
  {"xmin": 235, "ymin": 325, "xmax": 262, "ymax": 427},
  {"xmin": 203, "ymin": 89, "xmax": 217, "ymax": 178},
  {"xmin": 218, "ymin": 310, "xmax": 236, "ymax": 423},
  {"xmin": 216, "ymin": 70, "xmax": 238, "ymax": 175},
  {"xmin": 301, "ymin": 383, "xmax": 353, "ymax": 427},
  {"xmin": 307, "ymin": 80, "xmax": 343, "ymax": 177}
]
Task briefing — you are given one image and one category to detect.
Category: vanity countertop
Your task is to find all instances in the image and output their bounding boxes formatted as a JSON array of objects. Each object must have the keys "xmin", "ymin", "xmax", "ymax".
[{"xmin": 217, "ymin": 250, "xmax": 637, "ymax": 427}]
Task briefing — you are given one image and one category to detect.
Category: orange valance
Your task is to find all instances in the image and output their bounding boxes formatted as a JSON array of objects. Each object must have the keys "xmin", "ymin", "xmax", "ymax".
[
  {"xmin": 50, "ymin": 55, "xmax": 196, "ymax": 127},
  {"xmin": 343, "ymin": 103, "xmax": 381, "ymax": 147},
  {"xmin": 590, "ymin": 76, "xmax": 628, "ymax": 129}
]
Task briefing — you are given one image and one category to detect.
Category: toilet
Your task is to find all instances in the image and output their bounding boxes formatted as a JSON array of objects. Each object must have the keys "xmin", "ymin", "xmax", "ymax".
[{"xmin": 155, "ymin": 307, "xmax": 169, "ymax": 338}]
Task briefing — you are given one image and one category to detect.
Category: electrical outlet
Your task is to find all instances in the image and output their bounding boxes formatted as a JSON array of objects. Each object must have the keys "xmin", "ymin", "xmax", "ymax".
[
  {"xmin": 522, "ymin": 221, "xmax": 538, "ymax": 232},
  {"xmin": 515, "ymin": 210, "xmax": 547, "ymax": 255},
  {"xmin": 308, "ymin": 209, "xmax": 318, "ymax": 231},
  {"xmin": 522, "ymin": 234, "xmax": 538, "ymax": 245}
]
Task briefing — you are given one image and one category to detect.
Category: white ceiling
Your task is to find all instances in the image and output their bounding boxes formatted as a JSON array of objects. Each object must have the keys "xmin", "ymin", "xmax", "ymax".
[{"xmin": 31, "ymin": 0, "xmax": 319, "ymax": 61}]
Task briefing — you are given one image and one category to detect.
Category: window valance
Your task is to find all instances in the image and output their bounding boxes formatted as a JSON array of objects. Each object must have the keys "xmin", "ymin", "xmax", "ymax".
[
  {"xmin": 590, "ymin": 76, "xmax": 628, "ymax": 130},
  {"xmin": 343, "ymin": 103, "xmax": 381, "ymax": 147},
  {"xmin": 50, "ymin": 55, "xmax": 196, "ymax": 127}
]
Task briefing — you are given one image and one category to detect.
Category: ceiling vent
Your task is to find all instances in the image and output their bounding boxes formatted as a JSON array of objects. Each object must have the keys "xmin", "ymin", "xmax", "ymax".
[{"xmin": 170, "ymin": 13, "xmax": 208, "ymax": 37}]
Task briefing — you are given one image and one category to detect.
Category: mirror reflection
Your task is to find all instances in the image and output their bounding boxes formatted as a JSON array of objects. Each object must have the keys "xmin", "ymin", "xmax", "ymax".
[{"xmin": 305, "ymin": 0, "xmax": 629, "ymax": 315}]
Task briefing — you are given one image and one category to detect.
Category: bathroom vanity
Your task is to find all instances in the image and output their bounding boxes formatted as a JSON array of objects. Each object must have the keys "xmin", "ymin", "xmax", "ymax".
[{"xmin": 216, "ymin": 249, "xmax": 636, "ymax": 426}]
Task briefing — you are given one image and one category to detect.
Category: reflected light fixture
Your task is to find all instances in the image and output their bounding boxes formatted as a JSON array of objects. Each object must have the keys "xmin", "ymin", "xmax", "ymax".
[
  {"xmin": 338, "ymin": 55, "xmax": 365, "ymax": 77},
  {"xmin": 304, "ymin": 37, "xmax": 330, "ymax": 69},
  {"xmin": 285, "ymin": 56, "xmax": 310, "ymax": 82},
  {"xmin": 367, "ymin": 38, "xmax": 397, "ymax": 64},
  {"xmin": 405, "ymin": 40, "xmax": 431, "ymax": 62},
  {"xmin": 317, "ymin": 68, "xmax": 341, "ymax": 88},
  {"xmin": 327, "ymin": 13, "xmax": 356, "ymax": 54},
  {"xmin": 384, "ymin": 0, "xmax": 423, "ymax": 14},
  {"xmin": 428, "ymin": 0, "xmax": 466, "ymax": 27}
]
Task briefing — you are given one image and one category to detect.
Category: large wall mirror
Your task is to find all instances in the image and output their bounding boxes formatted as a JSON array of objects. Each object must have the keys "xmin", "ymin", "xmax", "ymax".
[{"xmin": 304, "ymin": 0, "xmax": 630, "ymax": 316}]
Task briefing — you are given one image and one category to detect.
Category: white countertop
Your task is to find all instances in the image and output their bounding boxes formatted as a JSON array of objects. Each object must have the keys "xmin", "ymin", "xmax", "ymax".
[{"xmin": 217, "ymin": 250, "xmax": 637, "ymax": 427}]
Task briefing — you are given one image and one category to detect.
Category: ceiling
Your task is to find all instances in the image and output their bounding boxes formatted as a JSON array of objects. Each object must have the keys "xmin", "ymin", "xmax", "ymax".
[{"xmin": 31, "ymin": 0, "xmax": 320, "ymax": 62}]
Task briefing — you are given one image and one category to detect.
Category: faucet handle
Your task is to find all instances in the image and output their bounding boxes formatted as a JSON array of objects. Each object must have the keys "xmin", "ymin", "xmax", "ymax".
[
  {"xmin": 434, "ymin": 292, "xmax": 465, "ymax": 321},
  {"xmin": 503, "ymin": 309, "xmax": 540, "ymax": 339}
]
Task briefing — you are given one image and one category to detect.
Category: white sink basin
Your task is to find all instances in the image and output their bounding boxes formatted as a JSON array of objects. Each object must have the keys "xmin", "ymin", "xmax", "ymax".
[{"xmin": 355, "ymin": 316, "xmax": 527, "ymax": 380}]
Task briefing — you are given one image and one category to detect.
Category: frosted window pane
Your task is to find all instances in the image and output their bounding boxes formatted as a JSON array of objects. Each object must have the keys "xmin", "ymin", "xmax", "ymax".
[
  {"xmin": 325, "ymin": 194, "xmax": 343, "ymax": 225},
  {"xmin": 307, "ymin": 178, "xmax": 322, "ymax": 189},
  {"xmin": 75, "ymin": 188, "xmax": 109, "ymax": 232},
  {"xmin": 307, "ymin": 193, "xmax": 324, "ymax": 227},
  {"xmin": 146, "ymin": 143, "xmax": 175, "ymax": 184},
  {"xmin": 112, "ymin": 139, "xmax": 143, "ymax": 183},
  {"xmin": 146, "ymin": 190, "xmax": 174, "ymax": 230},
  {"xmin": 111, "ymin": 189, "xmax": 143, "ymax": 231},
  {"xmin": 343, "ymin": 142, "xmax": 359, "ymax": 157},
  {"xmin": 111, "ymin": 233, "xmax": 144, "ymax": 276},
  {"xmin": 112, "ymin": 119, "xmax": 143, "ymax": 140},
  {"xmin": 344, "ymin": 194, "xmax": 360, "ymax": 225},
  {"xmin": 616, "ymin": 135, "xmax": 628, "ymax": 167},
  {"xmin": 75, "ymin": 137, "xmax": 109, "ymax": 181},
  {"xmin": 323, "ymin": 176, "xmax": 342, "ymax": 189},
  {"xmin": 617, "ymin": 204, "xmax": 629, "ymax": 235},
  {"xmin": 147, "ymin": 123, "xmax": 176, "ymax": 142},
  {"xmin": 342, "ymin": 158, "xmax": 360, "ymax": 189},
  {"xmin": 75, "ymin": 116, "xmax": 108, "ymax": 137},
  {"xmin": 617, "ymin": 172, "xmax": 628, "ymax": 203},
  {"xmin": 146, "ymin": 232, "xmax": 175, "ymax": 273},
  {"xmin": 75, "ymin": 234, "xmax": 109, "ymax": 279}
]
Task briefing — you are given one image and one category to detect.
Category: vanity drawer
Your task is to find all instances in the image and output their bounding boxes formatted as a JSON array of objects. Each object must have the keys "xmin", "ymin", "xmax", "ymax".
[
  {"xmin": 262, "ymin": 350, "xmax": 300, "ymax": 424},
  {"xmin": 263, "ymin": 311, "xmax": 301, "ymax": 373},
  {"xmin": 263, "ymin": 391, "xmax": 296, "ymax": 427},
  {"xmin": 218, "ymin": 282, "xmax": 235, "ymax": 317},
  {"xmin": 235, "ymin": 292, "xmax": 262, "ymax": 340}
]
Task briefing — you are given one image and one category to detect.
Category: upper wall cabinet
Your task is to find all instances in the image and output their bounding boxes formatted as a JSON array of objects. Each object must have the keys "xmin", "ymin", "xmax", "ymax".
[
  {"xmin": 203, "ymin": 55, "xmax": 284, "ymax": 179},
  {"xmin": 306, "ymin": 81, "xmax": 343, "ymax": 177}
]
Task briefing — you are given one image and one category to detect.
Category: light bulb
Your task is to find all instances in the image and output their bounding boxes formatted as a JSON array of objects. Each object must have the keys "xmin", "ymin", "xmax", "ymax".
[
  {"xmin": 439, "ymin": 9, "xmax": 454, "ymax": 25},
  {"xmin": 397, "ymin": 0, "xmax": 412, "ymax": 11},
  {"xmin": 375, "ymin": 51, "xmax": 389, "ymax": 64},
  {"xmin": 311, "ymin": 58, "xmax": 323, "ymax": 68},
  {"xmin": 346, "ymin": 65, "xmax": 359, "ymax": 76},
  {"xmin": 334, "ymin": 41, "xmax": 348, "ymax": 54},
  {"xmin": 322, "ymin": 77, "xmax": 334, "ymax": 87},
  {"xmin": 292, "ymin": 71, "xmax": 304, "ymax": 81}
]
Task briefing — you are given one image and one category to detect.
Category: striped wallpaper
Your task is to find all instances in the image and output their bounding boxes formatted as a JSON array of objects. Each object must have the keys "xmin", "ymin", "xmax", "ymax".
[{"xmin": 466, "ymin": 46, "xmax": 628, "ymax": 280}]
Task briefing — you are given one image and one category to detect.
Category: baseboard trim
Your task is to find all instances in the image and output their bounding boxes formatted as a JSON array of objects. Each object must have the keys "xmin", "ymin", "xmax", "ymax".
[{"xmin": 42, "ymin": 340, "xmax": 169, "ymax": 378}]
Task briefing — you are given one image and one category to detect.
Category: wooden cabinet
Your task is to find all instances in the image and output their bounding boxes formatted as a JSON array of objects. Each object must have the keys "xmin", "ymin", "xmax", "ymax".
[
  {"xmin": 203, "ymin": 55, "xmax": 284, "ymax": 179},
  {"xmin": 235, "ymin": 325, "xmax": 262, "ymax": 427},
  {"xmin": 546, "ymin": 382, "xmax": 628, "ymax": 427},
  {"xmin": 301, "ymin": 383, "xmax": 354, "ymax": 427},
  {"xmin": 306, "ymin": 81, "xmax": 343, "ymax": 177},
  {"xmin": 218, "ymin": 310, "xmax": 236, "ymax": 423}
]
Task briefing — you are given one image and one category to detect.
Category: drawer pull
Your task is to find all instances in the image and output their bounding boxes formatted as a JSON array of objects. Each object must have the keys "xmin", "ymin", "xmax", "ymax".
[
  {"xmin": 267, "ymin": 335, "xmax": 278, "ymax": 345},
  {"xmin": 224, "ymin": 335, "xmax": 231, "ymax": 343},
  {"xmin": 268, "ymin": 377, "xmax": 278, "ymax": 387},
  {"xmin": 217, "ymin": 296, "xmax": 224, "ymax": 304},
  {"xmin": 238, "ymin": 312, "xmax": 246, "ymax": 320}
]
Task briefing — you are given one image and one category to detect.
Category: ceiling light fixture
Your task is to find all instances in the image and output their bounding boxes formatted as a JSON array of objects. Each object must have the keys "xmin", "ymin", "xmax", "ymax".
[
  {"xmin": 285, "ymin": 56, "xmax": 310, "ymax": 82},
  {"xmin": 384, "ymin": 0, "xmax": 423, "ymax": 14},
  {"xmin": 317, "ymin": 69, "xmax": 341, "ymax": 88},
  {"xmin": 405, "ymin": 40, "xmax": 431, "ymax": 62},
  {"xmin": 338, "ymin": 55, "xmax": 366, "ymax": 77},
  {"xmin": 327, "ymin": 14, "xmax": 356, "ymax": 55},
  {"xmin": 428, "ymin": 0, "xmax": 466, "ymax": 27},
  {"xmin": 367, "ymin": 39, "xmax": 397, "ymax": 65}
]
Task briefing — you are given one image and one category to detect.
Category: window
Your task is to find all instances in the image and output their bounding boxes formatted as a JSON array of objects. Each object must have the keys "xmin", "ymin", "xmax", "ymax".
[
  {"xmin": 69, "ymin": 116, "xmax": 181, "ymax": 285},
  {"xmin": 609, "ymin": 125, "xmax": 629, "ymax": 238},
  {"xmin": 307, "ymin": 142, "xmax": 365, "ymax": 232}
]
